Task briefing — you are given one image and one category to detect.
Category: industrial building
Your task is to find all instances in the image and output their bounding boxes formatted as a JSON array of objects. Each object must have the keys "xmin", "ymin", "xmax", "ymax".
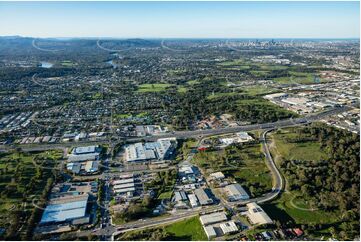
[
  {"xmin": 112, "ymin": 173, "xmax": 139, "ymax": 199},
  {"xmin": 203, "ymin": 226, "xmax": 217, "ymax": 239},
  {"xmin": 124, "ymin": 138, "xmax": 176, "ymax": 162},
  {"xmin": 220, "ymin": 221, "xmax": 239, "ymax": 234},
  {"xmin": 40, "ymin": 195, "xmax": 89, "ymax": 225},
  {"xmin": 220, "ymin": 132, "xmax": 253, "ymax": 146},
  {"xmin": 209, "ymin": 171, "xmax": 225, "ymax": 181},
  {"xmin": 224, "ymin": 183, "xmax": 250, "ymax": 201},
  {"xmin": 66, "ymin": 160, "xmax": 99, "ymax": 174},
  {"xmin": 68, "ymin": 145, "xmax": 100, "ymax": 162},
  {"xmin": 200, "ymin": 212, "xmax": 228, "ymax": 226},
  {"xmin": 194, "ymin": 188, "xmax": 213, "ymax": 206},
  {"xmin": 173, "ymin": 190, "xmax": 188, "ymax": 202},
  {"xmin": 200, "ymin": 212, "xmax": 239, "ymax": 239},
  {"xmin": 188, "ymin": 193, "xmax": 199, "ymax": 208},
  {"xmin": 246, "ymin": 202, "xmax": 273, "ymax": 225}
]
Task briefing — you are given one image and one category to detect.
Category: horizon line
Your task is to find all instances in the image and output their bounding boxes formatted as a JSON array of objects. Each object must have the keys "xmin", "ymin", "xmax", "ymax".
[{"xmin": 1, "ymin": 35, "xmax": 360, "ymax": 40}]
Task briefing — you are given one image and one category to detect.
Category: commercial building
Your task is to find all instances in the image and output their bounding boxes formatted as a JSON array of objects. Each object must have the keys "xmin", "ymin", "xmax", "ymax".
[
  {"xmin": 68, "ymin": 145, "xmax": 100, "ymax": 162},
  {"xmin": 112, "ymin": 174, "xmax": 137, "ymax": 197},
  {"xmin": 209, "ymin": 171, "xmax": 225, "ymax": 181},
  {"xmin": 188, "ymin": 193, "xmax": 199, "ymax": 208},
  {"xmin": 246, "ymin": 202, "xmax": 273, "ymax": 225},
  {"xmin": 264, "ymin": 93, "xmax": 288, "ymax": 100},
  {"xmin": 173, "ymin": 191, "xmax": 188, "ymax": 202},
  {"xmin": 124, "ymin": 138, "xmax": 176, "ymax": 162},
  {"xmin": 194, "ymin": 188, "xmax": 213, "ymax": 206},
  {"xmin": 200, "ymin": 212, "xmax": 228, "ymax": 226},
  {"xmin": 40, "ymin": 194, "xmax": 89, "ymax": 225},
  {"xmin": 203, "ymin": 226, "xmax": 217, "ymax": 239},
  {"xmin": 220, "ymin": 132, "xmax": 253, "ymax": 146},
  {"xmin": 66, "ymin": 160, "xmax": 99, "ymax": 174},
  {"xmin": 220, "ymin": 221, "xmax": 239, "ymax": 234},
  {"xmin": 224, "ymin": 183, "xmax": 250, "ymax": 201}
]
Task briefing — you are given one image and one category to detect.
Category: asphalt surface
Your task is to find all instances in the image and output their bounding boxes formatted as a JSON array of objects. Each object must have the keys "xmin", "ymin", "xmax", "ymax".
[
  {"xmin": 1, "ymin": 106, "xmax": 351, "ymax": 240},
  {"xmin": 0, "ymin": 106, "xmax": 350, "ymax": 153}
]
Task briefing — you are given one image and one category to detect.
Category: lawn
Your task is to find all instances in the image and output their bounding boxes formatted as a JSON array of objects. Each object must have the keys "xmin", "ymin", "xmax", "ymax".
[
  {"xmin": 158, "ymin": 191, "xmax": 173, "ymax": 200},
  {"xmin": 270, "ymin": 129, "xmax": 329, "ymax": 162},
  {"xmin": 177, "ymin": 86, "xmax": 188, "ymax": 93},
  {"xmin": 206, "ymin": 92, "xmax": 240, "ymax": 100},
  {"xmin": 60, "ymin": 60, "xmax": 76, "ymax": 67},
  {"xmin": 243, "ymin": 85, "xmax": 278, "ymax": 96},
  {"xmin": 164, "ymin": 216, "xmax": 207, "ymax": 241},
  {"xmin": 264, "ymin": 192, "xmax": 340, "ymax": 225},
  {"xmin": 186, "ymin": 80, "xmax": 200, "ymax": 85},
  {"xmin": 137, "ymin": 83, "xmax": 175, "ymax": 93},
  {"xmin": 273, "ymin": 71, "xmax": 314, "ymax": 84},
  {"xmin": 118, "ymin": 216, "xmax": 207, "ymax": 241},
  {"xmin": 0, "ymin": 150, "xmax": 62, "ymax": 239},
  {"xmin": 194, "ymin": 142, "xmax": 273, "ymax": 197},
  {"xmin": 259, "ymin": 64, "xmax": 288, "ymax": 71}
]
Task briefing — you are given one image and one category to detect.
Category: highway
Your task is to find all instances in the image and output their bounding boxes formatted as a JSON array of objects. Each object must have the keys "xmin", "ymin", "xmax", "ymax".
[
  {"xmin": 1, "ymin": 106, "xmax": 351, "ymax": 240},
  {"xmin": 95, "ymin": 128, "xmax": 283, "ymax": 239},
  {"xmin": 0, "ymin": 106, "xmax": 350, "ymax": 153}
]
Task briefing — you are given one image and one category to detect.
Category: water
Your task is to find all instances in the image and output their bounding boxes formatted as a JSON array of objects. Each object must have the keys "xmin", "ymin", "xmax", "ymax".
[{"xmin": 40, "ymin": 61, "xmax": 53, "ymax": 68}]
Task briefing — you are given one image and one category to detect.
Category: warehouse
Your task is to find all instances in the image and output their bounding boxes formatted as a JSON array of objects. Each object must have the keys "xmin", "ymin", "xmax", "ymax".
[
  {"xmin": 209, "ymin": 171, "xmax": 225, "ymax": 181},
  {"xmin": 114, "ymin": 187, "xmax": 135, "ymax": 194},
  {"xmin": 73, "ymin": 145, "xmax": 99, "ymax": 155},
  {"xmin": 114, "ymin": 183, "xmax": 135, "ymax": 190},
  {"xmin": 124, "ymin": 138, "xmax": 176, "ymax": 162},
  {"xmin": 40, "ymin": 195, "xmax": 89, "ymax": 225},
  {"xmin": 84, "ymin": 160, "xmax": 99, "ymax": 173},
  {"xmin": 246, "ymin": 202, "xmax": 273, "ymax": 225},
  {"xmin": 220, "ymin": 221, "xmax": 239, "ymax": 234},
  {"xmin": 173, "ymin": 191, "xmax": 188, "ymax": 202},
  {"xmin": 68, "ymin": 146, "xmax": 101, "ymax": 162},
  {"xmin": 113, "ymin": 178, "xmax": 134, "ymax": 185},
  {"xmin": 203, "ymin": 226, "xmax": 217, "ymax": 239},
  {"xmin": 188, "ymin": 193, "xmax": 199, "ymax": 208},
  {"xmin": 66, "ymin": 160, "xmax": 99, "ymax": 174},
  {"xmin": 200, "ymin": 212, "xmax": 228, "ymax": 226},
  {"xmin": 194, "ymin": 188, "xmax": 213, "ymax": 206},
  {"xmin": 224, "ymin": 183, "xmax": 250, "ymax": 201}
]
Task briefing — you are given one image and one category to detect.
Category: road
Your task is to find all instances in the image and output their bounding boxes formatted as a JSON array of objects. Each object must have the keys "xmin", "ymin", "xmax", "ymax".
[
  {"xmin": 219, "ymin": 129, "xmax": 283, "ymax": 208},
  {"xmin": 0, "ymin": 106, "xmax": 350, "ymax": 153},
  {"xmin": 4, "ymin": 106, "xmax": 350, "ymax": 240}
]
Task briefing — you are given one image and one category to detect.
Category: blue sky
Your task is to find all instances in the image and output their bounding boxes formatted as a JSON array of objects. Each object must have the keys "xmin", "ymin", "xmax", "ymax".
[{"xmin": 0, "ymin": 1, "xmax": 359, "ymax": 38}]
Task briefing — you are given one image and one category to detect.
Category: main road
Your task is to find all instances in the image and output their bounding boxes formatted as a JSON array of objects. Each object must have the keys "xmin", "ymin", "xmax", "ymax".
[
  {"xmin": 41, "ymin": 106, "xmax": 350, "ymax": 240},
  {"xmin": 0, "ymin": 106, "xmax": 350, "ymax": 153}
]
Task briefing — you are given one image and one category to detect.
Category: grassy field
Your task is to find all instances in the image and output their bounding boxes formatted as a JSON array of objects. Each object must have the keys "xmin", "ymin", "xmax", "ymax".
[
  {"xmin": 137, "ymin": 83, "xmax": 175, "ymax": 92},
  {"xmin": 157, "ymin": 191, "xmax": 173, "ymax": 200},
  {"xmin": 186, "ymin": 80, "xmax": 200, "ymax": 85},
  {"xmin": 118, "ymin": 216, "xmax": 207, "ymax": 241},
  {"xmin": 206, "ymin": 92, "xmax": 239, "ymax": 100},
  {"xmin": 270, "ymin": 129, "xmax": 328, "ymax": 162},
  {"xmin": 194, "ymin": 142, "xmax": 272, "ymax": 197},
  {"xmin": 177, "ymin": 86, "xmax": 188, "ymax": 93},
  {"xmin": 263, "ymin": 192, "xmax": 340, "ymax": 225},
  {"xmin": 242, "ymin": 85, "xmax": 278, "ymax": 96},
  {"xmin": 0, "ymin": 150, "xmax": 62, "ymax": 239},
  {"xmin": 164, "ymin": 216, "xmax": 207, "ymax": 241},
  {"xmin": 273, "ymin": 71, "xmax": 314, "ymax": 84},
  {"xmin": 60, "ymin": 60, "xmax": 76, "ymax": 67},
  {"xmin": 264, "ymin": 127, "xmax": 346, "ymax": 239}
]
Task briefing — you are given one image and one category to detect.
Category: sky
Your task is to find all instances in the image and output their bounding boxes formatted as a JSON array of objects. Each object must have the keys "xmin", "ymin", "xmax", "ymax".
[{"xmin": 0, "ymin": 1, "xmax": 359, "ymax": 38}]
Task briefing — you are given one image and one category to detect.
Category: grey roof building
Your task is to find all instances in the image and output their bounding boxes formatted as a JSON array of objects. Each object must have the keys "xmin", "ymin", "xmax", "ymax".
[{"xmin": 194, "ymin": 188, "xmax": 213, "ymax": 206}]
